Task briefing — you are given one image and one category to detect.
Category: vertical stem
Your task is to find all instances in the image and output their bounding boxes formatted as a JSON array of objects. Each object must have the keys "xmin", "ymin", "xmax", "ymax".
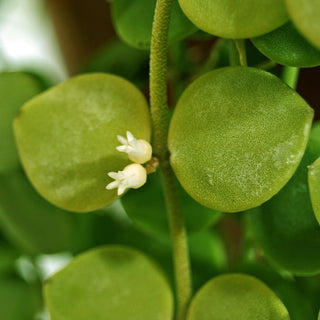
[
  {"xmin": 229, "ymin": 40, "xmax": 240, "ymax": 66},
  {"xmin": 282, "ymin": 66, "xmax": 300, "ymax": 89},
  {"xmin": 150, "ymin": 0, "xmax": 192, "ymax": 319},
  {"xmin": 201, "ymin": 39, "xmax": 228, "ymax": 74},
  {"xmin": 161, "ymin": 160, "xmax": 192, "ymax": 320},
  {"xmin": 234, "ymin": 39, "xmax": 247, "ymax": 66},
  {"xmin": 150, "ymin": 0, "xmax": 173, "ymax": 158}
]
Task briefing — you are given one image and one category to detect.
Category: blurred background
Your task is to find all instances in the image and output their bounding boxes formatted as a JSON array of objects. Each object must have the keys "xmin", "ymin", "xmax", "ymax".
[
  {"xmin": 1, "ymin": 0, "xmax": 319, "ymax": 113},
  {"xmin": 1, "ymin": 0, "xmax": 320, "ymax": 319}
]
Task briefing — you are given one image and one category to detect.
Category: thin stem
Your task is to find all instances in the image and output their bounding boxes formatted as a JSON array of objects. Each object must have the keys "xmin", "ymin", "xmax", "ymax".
[
  {"xmin": 150, "ymin": 0, "xmax": 172, "ymax": 158},
  {"xmin": 228, "ymin": 40, "xmax": 240, "ymax": 66},
  {"xmin": 282, "ymin": 66, "xmax": 299, "ymax": 90},
  {"xmin": 201, "ymin": 38, "xmax": 228, "ymax": 74},
  {"xmin": 234, "ymin": 39, "xmax": 247, "ymax": 66},
  {"xmin": 150, "ymin": 0, "xmax": 192, "ymax": 319},
  {"xmin": 255, "ymin": 60, "xmax": 277, "ymax": 70},
  {"xmin": 161, "ymin": 160, "xmax": 192, "ymax": 320}
]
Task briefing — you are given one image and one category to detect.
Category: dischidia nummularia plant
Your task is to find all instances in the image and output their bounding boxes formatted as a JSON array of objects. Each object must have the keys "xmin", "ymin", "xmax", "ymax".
[{"xmin": 1, "ymin": 0, "xmax": 320, "ymax": 319}]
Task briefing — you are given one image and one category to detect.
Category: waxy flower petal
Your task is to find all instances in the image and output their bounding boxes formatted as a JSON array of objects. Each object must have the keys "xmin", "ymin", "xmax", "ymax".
[
  {"xmin": 106, "ymin": 163, "xmax": 147, "ymax": 195},
  {"xmin": 116, "ymin": 131, "xmax": 152, "ymax": 164}
]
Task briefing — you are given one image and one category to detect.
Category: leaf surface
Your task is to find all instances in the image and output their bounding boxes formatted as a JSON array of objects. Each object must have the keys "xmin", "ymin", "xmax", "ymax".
[
  {"xmin": 45, "ymin": 245, "xmax": 173, "ymax": 320},
  {"xmin": 187, "ymin": 274, "xmax": 290, "ymax": 320},
  {"xmin": 169, "ymin": 67, "xmax": 313, "ymax": 212}
]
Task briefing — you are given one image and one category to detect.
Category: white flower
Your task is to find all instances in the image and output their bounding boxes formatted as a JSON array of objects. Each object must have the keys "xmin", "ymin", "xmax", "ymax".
[
  {"xmin": 106, "ymin": 163, "xmax": 147, "ymax": 195},
  {"xmin": 116, "ymin": 131, "xmax": 152, "ymax": 164}
]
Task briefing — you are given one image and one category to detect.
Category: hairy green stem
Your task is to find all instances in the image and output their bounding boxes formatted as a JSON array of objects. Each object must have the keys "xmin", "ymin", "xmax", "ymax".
[
  {"xmin": 234, "ymin": 39, "xmax": 247, "ymax": 66},
  {"xmin": 150, "ymin": 0, "xmax": 172, "ymax": 158},
  {"xmin": 150, "ymin": 0, "xmax": 192, "ymax": 319},
  {"xmin": 282, "ymin": 66, "xmax": 299, "ymax": 89},
  {"xmin": 161, "ymin": 160, "xmax": 192, "ymax": 320}
]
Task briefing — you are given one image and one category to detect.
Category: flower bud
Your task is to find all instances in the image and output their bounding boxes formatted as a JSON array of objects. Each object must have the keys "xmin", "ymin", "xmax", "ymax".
[
  {"xmin": 116, "ymin": 131, "xmax": 152, "ymax": 164},
  {"xmin": 106, "ymin": 163, "xmax": 147, "ymax": 195}
]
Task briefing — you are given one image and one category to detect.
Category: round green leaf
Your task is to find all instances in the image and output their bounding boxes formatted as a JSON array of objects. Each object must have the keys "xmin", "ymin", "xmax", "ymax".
[
  {"xmin": 308, "ymin": 157, "xmax": 320, "ymax": 225},
  {"xmin": 178, "ymin": 0, "xmax": 288, "ymax": 39},
  {"xmin": 247, "ymin": 123, "xmax": 320, "ymax": 275},
  {"xmin": 168, "ymin": 67, "xmax": 313, "ymax": 212},
  {"xmin": 251, "ymin": 22, "xmax": 320, "ymax": 67},
  {"xmin": 121, "ymin": 170, "xmax": 221, "ymax": 237},
  {"xmin": 286, "ymin": 0, "xmax": 320, "ymax": 50},
  {"xmin": 187, "ymin": 274, "xmax": 290, "ymax": 320},
  {"xmin": 45, "ymin": 245, "xmax": 173, "ymax": 320},
  {"xmin": 111, "ymin": 0, "xmax": 197, "ymax": 50},
  {"xmin": 0, "ymin": 170, "xmax": 77, "ymax": 255},
  {"xmin": 14, "ymin": 73, "xmax": 151, "ymax": 212},
  {"xmin": 0, "ymin": 72, "xmax": 44, "ymax": 173},
  {"xmin": 237, "ymin": 264, "xmax": 314, "ymax": 320},
  {"xmin": 0, "ymin": 277, "xmax": 40, "ymax": 320}
]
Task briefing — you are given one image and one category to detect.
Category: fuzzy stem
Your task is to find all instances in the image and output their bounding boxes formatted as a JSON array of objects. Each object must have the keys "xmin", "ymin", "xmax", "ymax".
[
  {"xmin": 282, "ymin": 66, "xmax": 299, "ymax": 89},
  {"xmin": 149, "ymin": 0, "xmax": 192, "ymax": 319},
  {"xmin": 150, "ymin": 0, "xmax": 172, "ymax": 158},
  {"xmin": 161, "ymin": 159, "xmax": 192, "ymax": 320}
]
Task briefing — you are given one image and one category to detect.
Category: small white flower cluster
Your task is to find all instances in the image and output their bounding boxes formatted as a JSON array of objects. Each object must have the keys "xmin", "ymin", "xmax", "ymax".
[{"xmin": 106, "ymin": 131, "xmax": 152, "ymax": 195}]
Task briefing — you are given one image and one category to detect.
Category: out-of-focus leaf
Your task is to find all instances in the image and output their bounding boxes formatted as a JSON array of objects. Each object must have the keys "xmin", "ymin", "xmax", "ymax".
[
  {"xmin": 0, "ymin": 246, "xmax": 19, "ymax": 276},
  {"xmin": 111, "ymin": 0, "xmax": 197, "ymax": 49},
  {"xmin": 0, "ymin": 170, "xmax": 77, "ymax": 255},
  {"xmin": 45, "ymin": 245, "xmax": 173, "ymax": 320},
  {"xmin": 286, "ymin": 0, "xmax": 320, "ymax": 50},
  {"xmin": 247, "ymin": 123, "xmax": 320, "ymax": 275},
  {"xmin": 237, "ymin": 264, "xmax": 315, "ymax": 320},
  {"xmin": 122, "ymin": 170, "xmax": 221, "ymax": 237},
  {"xmin": 187, "ymin": 274, "xmax": 290, "ymax": 320},
  {"xmin": 0, "ymin": 72, "xmax": 44, "ymax": 173},
  {"xmin": 0, "ymin": 276, "xmax": 41, "ymax": 320},
  {"xmin": 252, "ymin": 22, "xmax": 320, "ymax": 67},
  {"xmin": 83, "ymin": 40, "xmax": 149, "ymax": 84},
  {"xmin": 308, "ymin": 157, "xmax": 320, "ymax": 225}
]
